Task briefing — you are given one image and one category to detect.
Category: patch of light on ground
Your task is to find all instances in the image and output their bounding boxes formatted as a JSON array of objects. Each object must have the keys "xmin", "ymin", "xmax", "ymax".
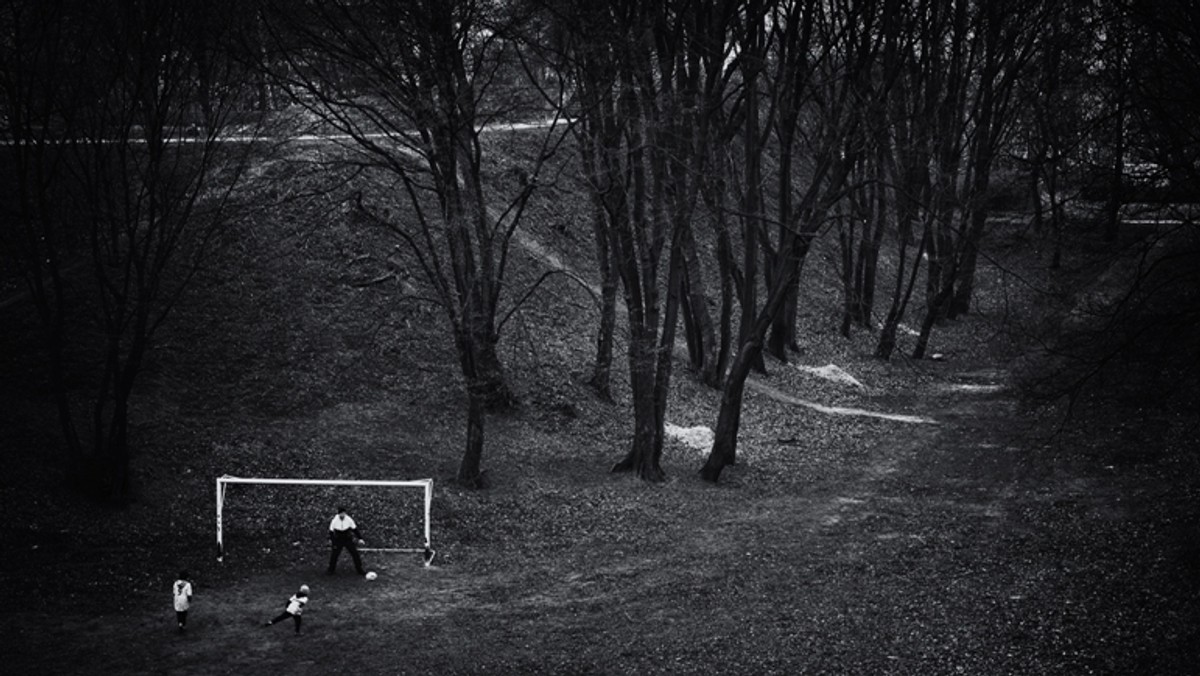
[
  {"xmin": 664, "ymin": 423, "xmax": 714, "ymax": 452},
  {"xmin": 795, "ymin": 363, "xmax": 866, "ymax": 389},
  {"xmin": 943, "ymin": 383, "xmax": 1005, "ymax": 393},
  {"xmin": 748, "ymin": 380, "xmax": 937, "ymax": 424}
]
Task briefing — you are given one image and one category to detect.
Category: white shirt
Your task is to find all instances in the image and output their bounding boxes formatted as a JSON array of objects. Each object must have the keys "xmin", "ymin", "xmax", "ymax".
[
  {"xmin": 286, "ymin": 593, "xmax": 308, "ymax": 615},
  {"xmin": 173, "ymin": 580, "xmax": 192, "ymax": 612},
  {"xmin": 329, "ymin": 514, "xmax": 357, "ymax": 532}
]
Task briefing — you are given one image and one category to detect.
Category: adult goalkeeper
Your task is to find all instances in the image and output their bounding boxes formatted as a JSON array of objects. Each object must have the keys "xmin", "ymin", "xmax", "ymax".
[{"xmin": 327, "ymin": 505, "xmax": 367, "ymax": 576}]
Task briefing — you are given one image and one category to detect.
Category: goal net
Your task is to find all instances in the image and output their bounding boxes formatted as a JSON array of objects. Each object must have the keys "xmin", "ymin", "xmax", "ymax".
[{"xmin": 216, "ymin": 475, "xmax": 434, "ymax": 565}]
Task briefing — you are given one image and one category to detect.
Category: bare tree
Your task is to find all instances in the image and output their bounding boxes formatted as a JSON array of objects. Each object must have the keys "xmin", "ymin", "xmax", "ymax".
[
  {"xmin": 262, "ymin": 0, "xmax": 570, "ymax": 487},
  {"xmin": 941, "ymin": 0, "xmax": 1044, "ymax": 322},
  {"xmin": 702, "ymin": 0, "xmax": 895, "ymax": 482},
  {"xmin": 835, "ymin": 0, "xmax": 914, "ymax": 336},
  {"xmin": 1, "ymin": 0, "xmax": 258, "ymax": 501},
  {"xmin": 574, "ymin": 2, "xmax": 679, "ymax": 482},
  {"xmin": 864, "ymin": 0, "xmax": 1043, "ymax": 360},
  {"xmin": 872, "ymin": 0, "xmax": 940, "ymax": 360},
  {"xmin": 546, "ymin": 0, "xmax": 742, "ymax": 480},
  {"xmin": 1014, "ymin": 4, "xmax": 1095, "ymax": 269}
]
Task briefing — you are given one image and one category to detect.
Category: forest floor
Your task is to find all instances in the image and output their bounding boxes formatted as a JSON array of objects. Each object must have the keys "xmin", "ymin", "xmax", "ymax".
[{"xmin": 1, "ymin": 141, "xmax": 1198, "ymax": 674}]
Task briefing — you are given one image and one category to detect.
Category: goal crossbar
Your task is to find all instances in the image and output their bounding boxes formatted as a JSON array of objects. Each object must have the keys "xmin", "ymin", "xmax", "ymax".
[{"xmin": 216, "ymin": 475, "xmax": 433, "ymax": 562}]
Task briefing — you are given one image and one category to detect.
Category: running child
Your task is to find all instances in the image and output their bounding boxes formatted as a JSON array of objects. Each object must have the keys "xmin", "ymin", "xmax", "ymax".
[{"xmin": 264, "ymin": 584, "xmax": 309, "ymax": 634}]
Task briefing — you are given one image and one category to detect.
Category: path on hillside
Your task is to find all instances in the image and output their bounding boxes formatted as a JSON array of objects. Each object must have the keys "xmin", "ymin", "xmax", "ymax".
[
  {"xmin": 0, "ymin": 118, "xmax": 570, "ymax": 310},
  {"xmin": 0, "ymin": 116, "xmax": 978, "ymax": 428},
  {"xmin": 512, "ymin": 216, "xmax": 938, "ymax": 427},
  {"xmin": 280, "ymin": 115, "xmax": 941, "ymax": 427}
]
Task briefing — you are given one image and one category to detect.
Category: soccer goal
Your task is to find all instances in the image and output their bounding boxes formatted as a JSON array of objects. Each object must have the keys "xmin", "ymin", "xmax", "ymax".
[{"xmin": 216, "ymin": 475, "xmax": 435, "ymax": 565}]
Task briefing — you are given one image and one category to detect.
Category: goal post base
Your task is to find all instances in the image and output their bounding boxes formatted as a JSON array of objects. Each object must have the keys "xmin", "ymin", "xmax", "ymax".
[{"xmin": 360, "ymin": 546, "xmax": 437, "ymax": 567}]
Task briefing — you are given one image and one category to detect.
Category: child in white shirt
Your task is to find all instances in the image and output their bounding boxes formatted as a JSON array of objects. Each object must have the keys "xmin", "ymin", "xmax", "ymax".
[
  {"xmin": 172, "ymin": 571, "xmax": 193, "ymax": 632},
  {"xmin": 264, "ymin": 584, "xmax": 309, "ymax": 634}
]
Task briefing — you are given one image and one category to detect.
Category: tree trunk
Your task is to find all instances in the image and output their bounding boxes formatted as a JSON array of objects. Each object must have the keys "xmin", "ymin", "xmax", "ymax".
[
  {"xmin": 714, "ymin": 206, "xmax": 735, "ymax": 384},
  {"xmin": 701, "ymin": 228, "xmax": 802, "ymax": 483},
  {"xmin": 839, "ymin": 216, "xmax": 856, "ymax": 338},
  {"xmin": 681, "ymin": 285, "xmax": 702, "ymax": 371},
  {"xmin": 448, "ymin": 301, "xmax": 509, "ymax": 488},
  {"xmin": 768, "ymin": 124, "xmax": 798, "ymax": 360},
  {"xmin": 606, "ymin": 52, "xmax": 668, "ymax": 483},
  {"xmin": 650, "ymin": 232, "xmax": 686, "ymax": 476},
  {"xmin": 611, "ymin": 327, "xmax": 666, "ymax": 482},
  {"xmin": 699, "ymin": 345, "xmax": 754, "ymax": 482},
  {"xmin": 704, "ymin": 166, "xmax": 737, "ymax": 385},
  {"xmin": 700, "ymin": 249, "xmax": 799, "ymax": 483},
  {"xmin": 856, "ymin": 150, "xmax": 888, "ymax": 328},
  {"xmin": 874, "ymin": 237, "xmax": 908, "ymax": 360},
  {"xmin": 679, "ymin": 219, "xmax": 720, "ymax": 387},
  {"xmin": 456, "ymin": 388, "xmax": 487, "ymax": 487},
  {"xmin": 464, "ymin": 302, "xmax": 514, "ymax": 411},
  {"xmin": 587, "ymin": 184, "xmax": 617, "ymax": 401},
  {"xmin": 913, "ymin": 271, "xmax": 955, "ymax": 359},
  {"xmin": 950, "ymin": 146, "xmax": 995, "ymax": 318},
  {"xmin": 590, "ymin": 265, "xmax": 618, "ymax": 402},
  {"xmin": 767, "ymin": 231, "xmax": 804, "ymax": 359},
  {"xmin": 949, "ymin": 208, "xmax": 986, "ymax": 318},
  {"xmin": 739, "ymin": 0, "xmax": 766, "ymax": 377},
  {"xmin": 875, "ymin": 228, "xmax": 927, "ymax": 360},
  {"xmin": 926, "ymin": 210, "xmax": 956, "ymax": 321}
]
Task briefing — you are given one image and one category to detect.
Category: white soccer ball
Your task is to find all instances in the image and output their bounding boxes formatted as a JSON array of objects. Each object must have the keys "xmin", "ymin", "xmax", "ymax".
[{"xmin": 365, "ymin": 571, "xmax": 378, "ymax": 580}]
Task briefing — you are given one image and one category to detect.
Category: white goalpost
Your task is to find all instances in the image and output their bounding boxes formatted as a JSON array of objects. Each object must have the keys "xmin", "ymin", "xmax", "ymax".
[{"xmin": 216, "ymin": 475, "xmax": 435, "ymax": 565}]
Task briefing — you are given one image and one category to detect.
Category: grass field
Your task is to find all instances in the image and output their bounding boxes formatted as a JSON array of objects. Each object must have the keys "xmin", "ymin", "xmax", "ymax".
[{"xmin": 1, "ymin": 146, "xmax": 1198, "ymax": 674}]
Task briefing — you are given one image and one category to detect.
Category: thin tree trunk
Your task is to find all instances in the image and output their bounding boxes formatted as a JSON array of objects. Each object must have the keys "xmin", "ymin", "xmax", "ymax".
[
  {"xmin": 714, "ymin": 195, "xmax": 735, "ymax": 383},
  {"xmin": 457, "ymin": 388, "xmax": 486, "ymax": 487},
  {"xmin": 739, "ymin": 0, "xmax": 765, "ymax": 376},
  {"xmin": 768, "ymin": 231, "xmax": 804, "ymax": 359},
  {"xmin": 839, "ymin": 214, "xmax": 856, "ymax": 338},
  {"xmin": 856, "ymin": 147, "xmax": 889, "ymax": 328},
  {"xmin": 679, "ymin": 220, "xmax": 720, "ymax": 387},
  {"xmin": 768, "ymin": 128, "xmax": 797, "ymax": 360},
  {"xmin": 950, "ymin": 150, "xmax": 994, "ymax": 317},
  {"xmin": 700, "ymin": 345, "xmax": 753, "ymax": 482},
  {"xmin": 650, "ymin": 230, "xmax": 686, "ymax": 478},
  {"xmin": 591, "ymin": 260, "xmax": 618, "ymax": 401},
  {"xmin": 700, "ymin": 238, "xmax": 798, "ymax": 482},
  {"xmin": 585, "ymin": 158, "xmax": 617, "ymax": 401},
  {"xmin": 913, "ymin": 270, "xmax": 955, "ymax": 359},
  {"xmin": 876, "ymin": 227, "xmax": 927, "ymax": 360}
]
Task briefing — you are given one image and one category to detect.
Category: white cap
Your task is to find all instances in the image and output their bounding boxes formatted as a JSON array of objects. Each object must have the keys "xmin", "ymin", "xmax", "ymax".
[{"xmin": 299, "ymin": 584, "xmax": 310, "ymax": 593}]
